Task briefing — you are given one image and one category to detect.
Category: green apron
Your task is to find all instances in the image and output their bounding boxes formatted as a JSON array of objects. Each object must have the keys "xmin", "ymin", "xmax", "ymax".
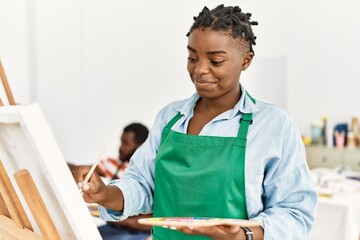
[{"xmin": 152, "ymin": 99, "xmax": 254, "ymax": 240}]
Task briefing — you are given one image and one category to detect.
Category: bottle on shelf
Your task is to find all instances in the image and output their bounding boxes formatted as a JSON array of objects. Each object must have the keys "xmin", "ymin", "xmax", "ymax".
[
  {"xmin": 351, "ymin": 116, "xmax": 360, "ymax": 147},
  {"xmin": 311, "ymin": 119, "xmax": 323, "ymax": 146},
  {"xmin": 322, "ymin": 116, "xmax": 328, "ymax": 146},
  {"xmin": 347, "ymin": 131, "xmax": 356, "ymax": 148}
]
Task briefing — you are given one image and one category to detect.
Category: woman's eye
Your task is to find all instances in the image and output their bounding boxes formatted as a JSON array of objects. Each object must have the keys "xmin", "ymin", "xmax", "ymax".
[
  {"xmin": 187, "ymin": 57, "xmax": 197, "ymax": 63},
  {"xmin": 211, "ymin": 60, "xmax": 225, "ymax": 65}
]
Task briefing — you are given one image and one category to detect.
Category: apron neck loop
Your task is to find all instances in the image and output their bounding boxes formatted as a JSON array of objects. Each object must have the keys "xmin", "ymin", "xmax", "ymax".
[
  {"xmin": 238, "ymin": 113, "xmax": 253, "ymax": 139},
  {"xmin": 237, "ymin": 91, "xmax": 255, "ymax": 139}
]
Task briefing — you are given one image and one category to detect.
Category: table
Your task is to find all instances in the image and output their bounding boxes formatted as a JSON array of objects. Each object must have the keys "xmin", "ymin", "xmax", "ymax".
[{"xmin": 308, "ymin": 168, "xmax": 360, "ymax": 240}]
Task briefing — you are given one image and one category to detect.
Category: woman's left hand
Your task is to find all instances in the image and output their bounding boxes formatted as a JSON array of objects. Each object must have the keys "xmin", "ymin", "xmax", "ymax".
[{"xmin": 175, "ymin": 224, "xmax": 244, "ymax": 240}]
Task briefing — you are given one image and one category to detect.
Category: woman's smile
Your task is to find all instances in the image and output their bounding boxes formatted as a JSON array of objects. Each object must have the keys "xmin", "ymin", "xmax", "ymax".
[{"xmin": 195, "ymin": 79, "xmax": 217, "ymax": 85}]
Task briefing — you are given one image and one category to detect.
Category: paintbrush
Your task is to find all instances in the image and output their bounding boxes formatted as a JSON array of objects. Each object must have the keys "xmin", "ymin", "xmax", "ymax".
[{"xmin": 80, "ymin": 147, "xmax": 107, "ymax": 193}]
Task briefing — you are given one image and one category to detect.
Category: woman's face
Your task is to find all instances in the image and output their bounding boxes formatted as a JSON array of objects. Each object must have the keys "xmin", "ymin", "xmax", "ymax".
[{"xmin": 187, "ymin": 29, "xmax": 253, "ymax": 100}]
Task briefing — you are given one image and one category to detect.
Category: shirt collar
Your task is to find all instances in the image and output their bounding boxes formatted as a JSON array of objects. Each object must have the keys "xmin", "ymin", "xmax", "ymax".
[
  {"xmin": 176, "ymin": 84, "xmax": 260, "ymax": 119},
  {"xmin": 237, "ymin": 84, "xmax": 260, "ymax": 114}
]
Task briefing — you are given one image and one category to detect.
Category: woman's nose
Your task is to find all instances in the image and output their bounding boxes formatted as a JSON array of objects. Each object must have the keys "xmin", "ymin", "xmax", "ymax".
[{"xmin": 194, "ymin": 60, "xmax": 210, "ymax": 75}]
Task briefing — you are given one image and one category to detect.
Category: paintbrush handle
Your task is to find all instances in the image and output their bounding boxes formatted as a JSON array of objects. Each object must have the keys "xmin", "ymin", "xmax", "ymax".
[{"xmin": 83, "ymin": 147, "xmax": 106, "ymax": 184}]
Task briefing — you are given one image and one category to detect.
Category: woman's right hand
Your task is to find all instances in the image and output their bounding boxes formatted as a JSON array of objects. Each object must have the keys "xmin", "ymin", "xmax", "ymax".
[
  {"xmin": 71, "ymin": 165, "xmax": 125, "ymax": 211},
  {"xmin": 72, "ymin": 165, "xmax": 106, "ymax": 203}
]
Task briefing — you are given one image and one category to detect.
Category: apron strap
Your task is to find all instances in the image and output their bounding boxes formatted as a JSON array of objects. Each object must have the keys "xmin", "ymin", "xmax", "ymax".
[
  {"xmin": 161, "ymin": 112, "xmax": 182, "ymax": 140},
  {"xmin": 238, "ymin": 113, "xmax": 253, "ymax": 139},
  {"xmin": 245, "ymin": 91, "xmax": 256, "ymax": 104},
  {"xmin": 166, "ymin": 113, "xmax": 182, "ymax": 129},
  {"xmin": 237, "ymin": 91, "xmax": 256, "ymax": 139}
]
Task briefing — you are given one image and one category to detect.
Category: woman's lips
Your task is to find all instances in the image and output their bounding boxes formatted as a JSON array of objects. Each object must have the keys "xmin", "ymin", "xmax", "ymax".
[{"xmin": 194, "ymin": 79, "xmax": 217, "ymax": 85}]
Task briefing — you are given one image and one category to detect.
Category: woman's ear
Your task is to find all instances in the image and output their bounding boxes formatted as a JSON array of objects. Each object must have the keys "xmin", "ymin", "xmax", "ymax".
[{"xmin": 241, "ymin": 52, "xmax": 254, "ymax": 71}]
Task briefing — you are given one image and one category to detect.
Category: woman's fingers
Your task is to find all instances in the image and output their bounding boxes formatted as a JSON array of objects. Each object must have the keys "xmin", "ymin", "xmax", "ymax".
[
  {"xmin": 72, "ymin": 165, "xmax": 91, "ymax": 183},
  {"xmin": 175, "ymin": 225, "xmax": 241, "ymax": 240}
]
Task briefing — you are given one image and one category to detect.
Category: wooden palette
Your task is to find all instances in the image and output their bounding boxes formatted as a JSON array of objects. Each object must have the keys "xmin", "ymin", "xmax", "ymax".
[{"xmin": 138, "ymin": 217, "xmax": 261, "ymax": 228}]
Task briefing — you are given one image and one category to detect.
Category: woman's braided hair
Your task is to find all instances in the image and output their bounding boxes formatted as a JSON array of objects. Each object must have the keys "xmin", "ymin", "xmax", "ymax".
[{"xmin": 187, "ymin": 4, "xmax": 258, "ymax": 54}]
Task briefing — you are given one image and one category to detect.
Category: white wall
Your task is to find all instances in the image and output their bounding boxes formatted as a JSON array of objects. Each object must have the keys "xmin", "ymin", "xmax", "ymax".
[
  {"xmin": 1, "ymin": 0, "xmax": 360, "ymax": 164},
  {"xmin": 0, "ymin": 0, "xmax": 33, "ymax": 104},
  {"xmin": 285, "ymin": 0, "xmax": 360, "ymax": 137}
]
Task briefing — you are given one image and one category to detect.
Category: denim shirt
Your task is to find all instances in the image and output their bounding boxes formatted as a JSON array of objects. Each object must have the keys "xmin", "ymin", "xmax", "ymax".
[{"xmin": 99, "ymin": 85, "xmax": 318, "ymax": 240}]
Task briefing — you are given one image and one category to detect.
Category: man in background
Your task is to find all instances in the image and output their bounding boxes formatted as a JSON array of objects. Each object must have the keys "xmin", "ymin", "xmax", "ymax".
[{"xmin": 96, "ymin": 123, "xmax": 149, "ymax": 181}]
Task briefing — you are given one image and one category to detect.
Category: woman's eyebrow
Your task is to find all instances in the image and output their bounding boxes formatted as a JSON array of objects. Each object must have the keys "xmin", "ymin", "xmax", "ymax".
[
  {"xmin": 187, "ymin": 45, "xmax": 197, "ymax": 53},
  {"xmin": 187, "ymin": 45, "xmax": 227, "ymax": 55},
  {"xmin": 207, "ymin": 50, "xmax": 227, "ymax": 55}
]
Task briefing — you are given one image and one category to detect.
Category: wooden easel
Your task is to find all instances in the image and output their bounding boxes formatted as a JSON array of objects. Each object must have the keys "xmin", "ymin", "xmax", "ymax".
[
  {"xmin": 0, "ymin": 60, "xmax": 16, "ymax": 106},
  {"xmin": 0, "ymin": 60, "xmax": 61, "ymax": 239}
]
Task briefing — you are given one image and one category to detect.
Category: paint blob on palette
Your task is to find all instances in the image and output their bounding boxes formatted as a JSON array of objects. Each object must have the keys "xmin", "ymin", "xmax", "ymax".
[{"xmin": 138, "ymin": 217, "xmax": 261, "ymax": 228}]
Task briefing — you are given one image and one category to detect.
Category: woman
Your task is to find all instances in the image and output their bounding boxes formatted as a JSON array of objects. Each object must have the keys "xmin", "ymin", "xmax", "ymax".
[{"xmin": 74, "ymin": 4, "xmax": 317, "ymax": 240}]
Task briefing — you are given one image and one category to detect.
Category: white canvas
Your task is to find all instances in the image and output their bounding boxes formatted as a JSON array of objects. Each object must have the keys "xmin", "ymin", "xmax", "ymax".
[{"xmin": 0, "ymin": 103, "xmax": 102, "ymax": 240}]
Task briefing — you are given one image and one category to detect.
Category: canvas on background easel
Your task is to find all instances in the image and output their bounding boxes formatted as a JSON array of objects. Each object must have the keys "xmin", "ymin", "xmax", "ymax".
[{"xmin": 0, "ymin": 59, "xmax": 102, "ymax": 239}]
